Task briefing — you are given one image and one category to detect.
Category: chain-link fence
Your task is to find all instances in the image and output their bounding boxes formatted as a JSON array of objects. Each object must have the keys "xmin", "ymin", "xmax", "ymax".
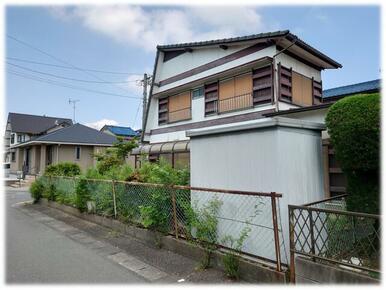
[
  {"xmin": 39, "ymin": 176, "xmax": 286, "ymax": 271},
  {"xmin": 289, "ymin": 195, "xmax": 380, "ymax": 280}
]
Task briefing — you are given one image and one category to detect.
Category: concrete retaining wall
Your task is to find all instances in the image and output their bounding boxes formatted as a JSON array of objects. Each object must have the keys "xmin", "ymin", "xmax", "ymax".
[
  {"xmin": 40, "ymin": 199, "xmax": 287, "ymax": 283},
  {"xmin": 294, "ymin": 256, "xmax": 379, "ymax": 284}
]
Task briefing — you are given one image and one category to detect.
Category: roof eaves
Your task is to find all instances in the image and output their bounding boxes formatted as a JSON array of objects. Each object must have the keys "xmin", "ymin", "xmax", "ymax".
[
  {"xmin": 285, "ymin": 33, "xmax": 342, "ymax": 69},
  {"xmin": 156, "ymin": 30, "xmax": 290, "ymax": 50}
]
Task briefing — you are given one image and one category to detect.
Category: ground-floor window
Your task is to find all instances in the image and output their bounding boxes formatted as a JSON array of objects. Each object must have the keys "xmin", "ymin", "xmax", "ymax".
[
  {"xmin": 323, "ymin": 139, "xmax": 347, "ymax": 197},
  {"xmin": 75, "ymin": 146, "xmax": 81, "ymax": 160},
  {"xmin": 11, "ymin": 152, "xmax": 16, "ymax": 162}
]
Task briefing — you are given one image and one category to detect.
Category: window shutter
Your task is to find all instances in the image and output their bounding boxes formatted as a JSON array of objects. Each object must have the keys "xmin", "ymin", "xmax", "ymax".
[
  {"xmin": 158, "ymin": 97, "xmax": 168, "ymax": 125},
  {"xmin": 312, "ymin": 79, "xmax": 323, "ymax": 105},
  {"xmin": 292, "ymin": 71, "xmax": 312, "ymax": 106},
  {"xmin": 252, "ymin": 64, "xmax": 273, "ymax": 105},
  {"xmin": 278, "ymin": 63, "xmax": 292, "ymax": 102},
  {"xmin": 204, "ymin": 82, "xmax": 219, "ymax": 115},
  {"xmin": 168, "ymin": 91, "xmax": 191, "ymax": 123}
]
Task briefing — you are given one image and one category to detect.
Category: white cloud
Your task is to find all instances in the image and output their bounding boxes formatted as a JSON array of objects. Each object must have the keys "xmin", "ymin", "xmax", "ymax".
[
  {"xmin": 86, "ymin": 118, "xmax": 119, "ymax": 130},
  {"xmin": 48, "ymin": 6, "xmax": 271, "ymax": 52}
]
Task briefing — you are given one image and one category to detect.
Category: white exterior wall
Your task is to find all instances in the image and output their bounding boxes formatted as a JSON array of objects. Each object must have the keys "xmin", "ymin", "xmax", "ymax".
[
  {"xmin": 149, "ymin": 101, "xmax": 276, "ymax": 143},
  {"xmin": 275, "ymin": 52, "xmax": 321, "ymax": 81},
  {"xmin": 145, "ymin": 44, "xmax": 324, "ymax": 144},
  {"xmin": 189, "ymin": 121, "xmax": 325, "ymax": 262},
  {"xmin": 154, "ymin": 46, "xmax": 276, "ymax": 95},
  {"xmin": 156, "ymin": 45, "xmax": 245, "ymax": 81}
]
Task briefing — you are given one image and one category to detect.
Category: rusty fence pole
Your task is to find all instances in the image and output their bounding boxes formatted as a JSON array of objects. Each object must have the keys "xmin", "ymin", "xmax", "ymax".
[
  {"xmin": 308, "ymin": 208, "xmax": 316, "ymax": 261},
  {"xmin": 288, "ymin": 206, "xmax": 296, "ymax": 284},
  {"xmin": 111, "ymin": 180, "xmax": 117, "ymax": 219},
  {"xmin": 270, "ymin": 192, "xmax": 282, "ymax": 272},
  {"xmin": 171, "ymin": 189, "xmax": 179, "ymax": 239}
]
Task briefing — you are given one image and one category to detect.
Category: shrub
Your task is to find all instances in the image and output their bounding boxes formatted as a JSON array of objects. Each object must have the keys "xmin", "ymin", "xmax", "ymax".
[
  {"xmin": 75, "ymin": 178, "xmax": 91, "ymax": 212},
  {"xmin": 325, "ymin": 93, "xmax": 380, "ymax": 214},
  {"xmin": 104, "ymin": 164, "xmax": 133, "ymax": 181},
  {"xmin": 139, "ymin": 188, "xmax": 171, "ymax": 233},
  {"xmin": 135, "ymin": 158, "xmax": 190, "ymax": 186},
  {"xmin": 44, "ymin": 183, "xmax": 57, "ymax": 201},
  {"xmin": 325, "ymin": 93, "xmax": 380, "ymax": 172},
  {"xmin": 44, "ymin": 162, "xmax": 81, "ymax": 177},
  {"xmin": 221, "ymin": 227, "xmax": 251, "ymax": 280},
  {"xmin": 30, "ymin": 178, "xmax": 45, "ymax": 203},
  {"xmin": 94, "ymin": 138, "xmax": 138, "ymax": 174},
  {"xmin": 183, "ymin": 197, "xmax": 222, "ymax": 269}
]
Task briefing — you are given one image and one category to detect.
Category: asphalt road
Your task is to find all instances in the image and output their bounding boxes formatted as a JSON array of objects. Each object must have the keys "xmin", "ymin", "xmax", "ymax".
[{"xmin": 6, "ymin": 188, "xmax": 147, "ymax": 284}]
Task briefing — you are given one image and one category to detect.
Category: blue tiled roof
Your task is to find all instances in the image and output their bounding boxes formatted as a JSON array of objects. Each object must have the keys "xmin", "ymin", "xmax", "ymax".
[
  {"xmin": 105, "ymin": 125, "xmax": 138, "ymax": 137},
  {"xmin": 323, "ymin": 79, "xmax": 380, "ymax": 99}
]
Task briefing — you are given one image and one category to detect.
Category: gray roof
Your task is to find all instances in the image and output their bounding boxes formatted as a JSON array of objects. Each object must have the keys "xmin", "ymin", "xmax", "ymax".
[
  {"xmin": 322, "ymin": 79, "xmax": 380, "ymax": 99},
  {"xmin": 32, "ymin": 123, "xmax": 117, "ymax": 145},
  {"xmin": 8, "ymin": 112, "xmax": 73, "ymax": 134},
  {"xmin": 157, "ymin": 30, "xmax": 341, "ymax": 69},
  {"xmin": 157, "ymin": 30, "xmax": 290, "ymax": 49}
]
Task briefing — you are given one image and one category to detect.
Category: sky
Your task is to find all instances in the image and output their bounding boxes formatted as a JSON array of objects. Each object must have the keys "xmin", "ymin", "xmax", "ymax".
[{"xmin": 5, "ymin": 5, "xmax": 380, "ymax": 130}]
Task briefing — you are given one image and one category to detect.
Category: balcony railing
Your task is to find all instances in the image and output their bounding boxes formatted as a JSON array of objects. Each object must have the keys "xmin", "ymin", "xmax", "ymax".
[
  {"xmin": 168, "ymin": 108, "xmax": 191, "ymax": 123},
  {"xmin": 218, "ymin": 92, "xmax": 253, "ymax": 113}
]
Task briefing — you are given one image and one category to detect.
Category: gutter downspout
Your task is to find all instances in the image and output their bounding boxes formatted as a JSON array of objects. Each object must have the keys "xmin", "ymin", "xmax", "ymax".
[{"xmin": 271, "ymin": 37, "xmax": 298, "ymax": 112}]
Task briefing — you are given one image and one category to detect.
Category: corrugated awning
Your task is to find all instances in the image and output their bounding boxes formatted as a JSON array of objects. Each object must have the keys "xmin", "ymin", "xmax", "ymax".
[{"xmin": 131, "ymin": 140, "xmax": 190, "ymax": 155}]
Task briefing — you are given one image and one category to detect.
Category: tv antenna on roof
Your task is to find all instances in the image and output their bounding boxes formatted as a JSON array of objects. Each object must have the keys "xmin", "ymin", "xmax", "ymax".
[{"xmin": 68, "ymin": 98, "xmax": 80, "ymax": 123}]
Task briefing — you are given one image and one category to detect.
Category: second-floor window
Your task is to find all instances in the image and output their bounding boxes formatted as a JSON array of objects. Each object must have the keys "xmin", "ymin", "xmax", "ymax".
[
  {"xmin": 278, "ymin": 62, "xmax": 323, "ymax": 106},
  {"xmin": 158, "ymin": 91, "xmax": 192, "ymax": 125},
  {"xmin": 17, "ymin": 134, "xmax": 22, "ymax": 143},
  {"xmin": 218, "ymin": 73, "xmax": 253, "ymax": 113},
  {"xmin": 11, "ymin": 134, "xmax": 15, "ymax": 144}
]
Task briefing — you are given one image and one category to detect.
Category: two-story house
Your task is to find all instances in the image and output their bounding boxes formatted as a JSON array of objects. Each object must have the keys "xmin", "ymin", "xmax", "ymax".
[
  {"xmin": 4, "ymin": 113, "xmax": 73, "ymax": 171},
  {"xmin": 133, "ymin": 30, "xmax": 341, "ymax": 168}
]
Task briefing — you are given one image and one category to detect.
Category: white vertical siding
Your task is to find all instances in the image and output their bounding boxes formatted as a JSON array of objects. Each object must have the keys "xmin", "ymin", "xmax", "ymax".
[{"xmin": 189, "ymin": 123, "xmax": 325, "ymax": 261}]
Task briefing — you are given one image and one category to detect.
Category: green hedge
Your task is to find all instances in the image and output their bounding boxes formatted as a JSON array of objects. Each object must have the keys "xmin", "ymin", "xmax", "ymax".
[
  {"xmin": 326, "ymin": 93, "xmax": 380, "ymax": 214},
  {"xmin": 44, "ymin": 162, "xmax": 81, "ymax": 177},
  {"xmin": 325, "ymin": 93, "xmax": 380, "ymax": 172}
]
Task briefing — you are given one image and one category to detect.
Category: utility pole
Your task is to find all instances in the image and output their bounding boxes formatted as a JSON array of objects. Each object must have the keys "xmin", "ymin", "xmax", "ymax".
[
  {"xmin": 68, "ymin": 98, "xmax": 80, "ymax": 123},
  {"xmin": 141, "ymin": 73, "xmax": 151, "ymax": 134}
]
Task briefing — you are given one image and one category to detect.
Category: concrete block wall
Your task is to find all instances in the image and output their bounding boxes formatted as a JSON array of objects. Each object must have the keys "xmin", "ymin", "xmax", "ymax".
[{"xmin": 294, "ymin": 256, "xmax": 379, "ymax": 284}]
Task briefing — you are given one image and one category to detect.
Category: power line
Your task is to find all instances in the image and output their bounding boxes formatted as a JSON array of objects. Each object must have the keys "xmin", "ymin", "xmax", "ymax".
[
  {"xmin": 7, "ymin": 62, "xmax": 140, "ymax": 84},
  {"xmin": 131, "ymin": 101, "xmax": 142, "ymax": 128},
  {"xmin": 8, "ymin": 68, "xmax": 142, "ymax": 100},
  {"xmin": 7, "ymin": 34, "xmax": 135, "ymax": 95},
  {"xmin": 7, "ymin": 56, "xmax": 142, "ymax": 75}
]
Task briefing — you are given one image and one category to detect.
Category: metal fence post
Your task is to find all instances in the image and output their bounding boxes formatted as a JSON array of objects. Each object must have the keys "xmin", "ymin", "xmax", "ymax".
[
  {"xmin": 171, "ymin": 189, "xmax": 179, "ymax": 239},
  {"xmin": 308, "ymin": 208, "xmax": 316, "ymax": 261},
  {"xmin": 270, "ymin": 192, "xmax": 282, "ymax": 272},
  {"xmin": 288, "ymin": 206, "xmax": 296, "ymax": 283},
  {"xmin": 111, "ymin": 180, "xmax": 117, "ymax": 219}
]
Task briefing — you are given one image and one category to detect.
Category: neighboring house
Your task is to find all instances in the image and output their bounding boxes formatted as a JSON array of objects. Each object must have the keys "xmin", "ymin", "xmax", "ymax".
[
  {"xmin": 6, "ymin": 116, "xmax": 116, "ymax": 174},
  {"xmin": 4, "ymin": 112, "xmax": 73, "ymax": 168},
  {"xmin": 100, "ymin": 125, "xmax": 139, "ymax": 140},
  {"xmin": 134, "ymin": 30, "xmax": 341, "ymax": 168}
]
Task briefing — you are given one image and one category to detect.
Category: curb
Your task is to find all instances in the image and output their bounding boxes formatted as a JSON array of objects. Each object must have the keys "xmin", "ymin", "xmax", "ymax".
[{"xmin": 40, "ymin": 199, "xmax": 287, "ymax": 283}]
